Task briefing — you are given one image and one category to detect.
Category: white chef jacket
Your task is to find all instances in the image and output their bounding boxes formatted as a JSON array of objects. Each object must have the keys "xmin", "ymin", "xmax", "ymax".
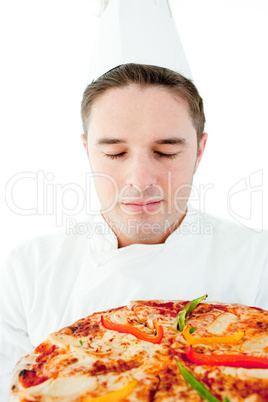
[{"xmin": 1, "ymin": 207, "xmax": 268, "ymax": 399}]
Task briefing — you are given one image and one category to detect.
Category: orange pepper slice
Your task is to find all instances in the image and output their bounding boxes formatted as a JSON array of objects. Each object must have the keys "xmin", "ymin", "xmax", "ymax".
[
  {"xmin": 83, "ymin": 379, "xmax": 138, "ymax": 401},
  {"xmin": 183, "ymin": 325, "xmax": 245, "ymax": 345}
]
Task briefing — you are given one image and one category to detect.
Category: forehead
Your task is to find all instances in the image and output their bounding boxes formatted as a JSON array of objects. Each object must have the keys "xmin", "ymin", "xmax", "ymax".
[{"xmin": 87, "ymin": 85, "xmax": 195, "ymax": 143}]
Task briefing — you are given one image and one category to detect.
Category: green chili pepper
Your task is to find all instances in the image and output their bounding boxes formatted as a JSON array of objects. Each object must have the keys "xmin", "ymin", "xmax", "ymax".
[
  {"xmin": 176, "ymin": 360, "xmax": 229, "ymax": 402},
  {"xmin": 177, "ymin": 294, "xmax": 207, "ymax": 331}
]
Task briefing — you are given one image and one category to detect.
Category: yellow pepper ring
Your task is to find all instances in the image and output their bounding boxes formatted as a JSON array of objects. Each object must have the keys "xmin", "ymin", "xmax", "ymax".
[
  {"xmin": 83, "ymin": 378, "xmax": 138, "ymax": 402},
  {"xmin": 183, "ymin": 325, "xmax": 245, "ymax": 345}
]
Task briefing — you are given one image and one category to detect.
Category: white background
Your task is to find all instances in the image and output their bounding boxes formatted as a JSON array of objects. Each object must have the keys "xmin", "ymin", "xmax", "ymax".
[{"xmin": 1, "ymin": 0, "xmax": 268, "ymax": 263}]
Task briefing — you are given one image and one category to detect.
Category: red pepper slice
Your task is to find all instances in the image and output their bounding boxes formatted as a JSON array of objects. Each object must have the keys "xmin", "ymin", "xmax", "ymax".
[
  {"xmin": 101, "ymin": 316, "xmax": 164, "ymax": 344},
  {"xmin": 186, "ymin": 345, "xmax": 268, "ymax": 369}
]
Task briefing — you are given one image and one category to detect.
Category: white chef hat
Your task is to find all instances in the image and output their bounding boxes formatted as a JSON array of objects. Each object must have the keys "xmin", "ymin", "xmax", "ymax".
[{"xmin": 87, "ymin": 0, "xmax": 192, "ymax": 82}]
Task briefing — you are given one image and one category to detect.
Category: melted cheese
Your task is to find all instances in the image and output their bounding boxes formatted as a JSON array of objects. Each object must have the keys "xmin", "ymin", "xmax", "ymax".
[
  {"xmin": 242, "ymin": 334, "xmax": 268, "ymax": 352},
  {"xmin": 48, "ymin": 332, "xmax": 86, "ymax": 348},
  {"xmin": 244, "ymin": 394, "xmax": 264, "ymax": 402},
  {"xmin": 110, "ymin": 309, "xmax": 140, "ymax": 326},
  {"xmin": 207, "ymin": 313, "xmax": 238, "ymax": 334},
  {"xmin": 215, "ymin": 366, "xmax": 268, "ymax": 380},
  {"xmin": 17, "ymin": 375, "xmax": 97, "ymax": 397},
  {"xmin": 237, "ymin": 368, "xmax": 268, "ymax": 380}
]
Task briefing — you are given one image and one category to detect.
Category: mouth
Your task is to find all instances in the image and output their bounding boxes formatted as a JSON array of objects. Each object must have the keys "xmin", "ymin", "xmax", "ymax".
[{"xmin": 121, "ymin": 200, "xmax": 163, "ymax": 213}]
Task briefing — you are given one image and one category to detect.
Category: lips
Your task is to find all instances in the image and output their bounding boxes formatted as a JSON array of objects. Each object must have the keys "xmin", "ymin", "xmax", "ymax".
[{"xmin": 121, "ymin": 200, "xmax": 163, "ymax": 213}]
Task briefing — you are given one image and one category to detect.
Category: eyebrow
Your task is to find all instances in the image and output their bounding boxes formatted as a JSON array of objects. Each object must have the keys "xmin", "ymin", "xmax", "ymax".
[
  {"xmin": 154, "ymin": 138, "xmax": 186, "ymax": 145},
  {"xmin": 97, "ymin": 138, "xmax": 126, "ymax": 145},
  {"xmin": 97, "ymin": 137, "xmax": 186, "ymax": 145}
]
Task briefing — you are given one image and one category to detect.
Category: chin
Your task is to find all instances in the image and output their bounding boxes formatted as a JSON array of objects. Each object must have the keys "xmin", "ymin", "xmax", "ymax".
[{"xmin": 124, "ymin": 221, "xmax": 167, "ymax": 240}]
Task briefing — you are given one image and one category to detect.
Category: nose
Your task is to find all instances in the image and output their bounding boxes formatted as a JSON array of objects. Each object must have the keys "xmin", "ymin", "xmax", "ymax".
[{"xmin": 125, "ymin": 155, "xmax": 158, "ymax": 192}]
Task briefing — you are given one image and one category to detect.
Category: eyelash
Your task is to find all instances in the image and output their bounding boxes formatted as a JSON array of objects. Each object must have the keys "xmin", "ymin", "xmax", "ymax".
[
  {"xmin": 156, "ymin": 152, "xmax": 177, "ymax": 159},
  {"xmin": 104, "ymin": 152, "xmax": 126, "ymax": 160},
  {"xmin": 104, "ymin": 152, "xmax": 177, "ymax": 160}
]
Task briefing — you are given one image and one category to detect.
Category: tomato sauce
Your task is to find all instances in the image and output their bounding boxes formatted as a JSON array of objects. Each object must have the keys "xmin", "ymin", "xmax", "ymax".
[{"xmin": 19, "ymin": 369, "xmax": 48, "ymax": 388}]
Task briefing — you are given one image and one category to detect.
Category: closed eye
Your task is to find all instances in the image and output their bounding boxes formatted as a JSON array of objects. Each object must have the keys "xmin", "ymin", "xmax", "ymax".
[
  {"xmin": 103, "ymin": 151, "xmax": 178, "ymax": 160},
  {"xmin": 155, "ymin": 152, "xmax": 178, "ymax": 159},
  {"xmin": 104, "ymin": 152, "xmax": 126, "ymax": 160}
]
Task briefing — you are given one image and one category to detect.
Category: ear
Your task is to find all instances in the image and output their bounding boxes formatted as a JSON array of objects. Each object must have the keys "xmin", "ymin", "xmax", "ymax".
[
  {"xmin": 194, "ymin": 132, "xmax": 208, "ymax": 173},
  {"xmin": 81, "ymin": 134, "xmax": 87, "ymax": 151}
]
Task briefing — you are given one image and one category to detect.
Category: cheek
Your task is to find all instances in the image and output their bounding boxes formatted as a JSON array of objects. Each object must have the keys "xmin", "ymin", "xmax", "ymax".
[
  {"xmin": 167, "ymin": 159, "xmax": 196, "ymax": 188},
  {"xmin": 88, "ymin": 157, "xmax": 122, "ymax": 209},
  {"xmin": 93, "ymin": 175, "xmax": 119, "ymax": 210},
  {"xmin": 164, "ymin": 160, "xmax": 196, "ymax": 208},
  {"xmin": 89, "ymin": 152, "xmax": 120, "ymax": 176}
]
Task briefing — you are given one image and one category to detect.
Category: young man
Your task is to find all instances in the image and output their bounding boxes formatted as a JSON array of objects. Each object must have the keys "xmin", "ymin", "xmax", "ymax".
[
  {"xmin": 81, "ymin": 63, "xmax": 207, "ymax": 248},
  {"xmin": 1, "ymin": 64, "xmax": 268, "ymax": 398}
]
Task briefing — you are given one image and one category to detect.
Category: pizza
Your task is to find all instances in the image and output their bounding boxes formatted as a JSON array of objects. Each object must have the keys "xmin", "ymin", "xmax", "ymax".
[{"xmin": 9, "ymin": 296, "xmax": 268, "ymax": 401}]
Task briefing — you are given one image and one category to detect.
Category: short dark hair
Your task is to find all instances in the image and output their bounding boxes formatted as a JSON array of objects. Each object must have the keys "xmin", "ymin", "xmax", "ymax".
[{"xmin": 81, "ymin": 63, "xmax": 205, "ymax": 142}]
